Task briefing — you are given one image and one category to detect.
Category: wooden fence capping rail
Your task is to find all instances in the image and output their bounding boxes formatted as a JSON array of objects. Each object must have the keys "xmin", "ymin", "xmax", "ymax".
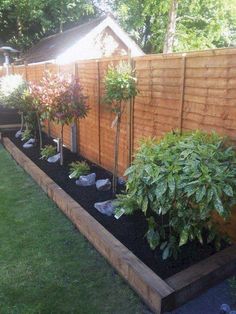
[{"xmin": 3, "ymin": 136, "xmax": 236, "ymax": 314}]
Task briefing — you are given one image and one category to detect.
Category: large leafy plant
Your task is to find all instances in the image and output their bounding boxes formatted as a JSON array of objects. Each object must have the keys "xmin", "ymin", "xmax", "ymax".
[
  {"xmin": 34, "ymin": 71, "xmax": 89, "ymax": 165},
  {"xmin": 104, "ymin": 61, "xmax": 138, "ymax": 194},
  {"xmin": 117, "ymin": 131, "xmax": 236, "ymax": 259}
]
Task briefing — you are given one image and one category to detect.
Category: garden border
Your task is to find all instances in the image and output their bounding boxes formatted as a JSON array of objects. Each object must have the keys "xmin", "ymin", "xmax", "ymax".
[{"xmin": 2, "ymin": 136, "xmax": 236, "ymax": 314}]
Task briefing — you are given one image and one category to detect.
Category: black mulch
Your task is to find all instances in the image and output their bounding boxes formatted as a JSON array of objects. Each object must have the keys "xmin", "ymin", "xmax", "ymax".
[{"xmin": 5, "ymin": 131, "xmax": 229, "ymax": 279}]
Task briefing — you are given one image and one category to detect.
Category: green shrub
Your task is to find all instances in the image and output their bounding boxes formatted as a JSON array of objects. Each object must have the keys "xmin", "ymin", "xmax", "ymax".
[
  {"xmin": 117, "ymin": 131, "xmax": 236, "ymax": 259},
  {"xmin": 21, "ymin": 129, "xmax": 32, "ymax": 141},
  {"xmin": 40, "ymin": 145, "xmax": 56, "ymax": 160},
  {"xmin": 69, "ymin": 161, "xmax": 90, "ymax": 179}
]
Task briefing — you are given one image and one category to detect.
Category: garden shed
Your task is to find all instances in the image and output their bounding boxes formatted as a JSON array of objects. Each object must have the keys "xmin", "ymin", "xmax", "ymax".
[{"xmin": 22, "ymin": 14, "xmax": 144, "ymax": 65}]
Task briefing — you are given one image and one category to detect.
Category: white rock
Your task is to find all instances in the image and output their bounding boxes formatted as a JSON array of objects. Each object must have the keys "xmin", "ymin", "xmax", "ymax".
[
  {"xmin": 27, "ymin": 138, "xmax": 36, "ymax": 144},
  {"xmin": 15, "ymin": 130, "xmax": 23, "ymax": 138},
  {"xmin": 118, "ymin": 177, "xmax": 126, "ymax": 185},
  {"xmin": 96, "ymin": 179, "xmax": 111, "ymax": 191},
  {"xmin": 23, "ymin": 143, "xmax": 33, "ymax": 149},
  {"xmin": 47, "ymin": 153, "xmax": 61, "ymax": 163},
  {"xmin": 94, "ymin": 200, "xmax": 116, "ymax": 216},
  {"xmin": 76, "ymin": 173, "xmax": 96, "ymax": 187}
]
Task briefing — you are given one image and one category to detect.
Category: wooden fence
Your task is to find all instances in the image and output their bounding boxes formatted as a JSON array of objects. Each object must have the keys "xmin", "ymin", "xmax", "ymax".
[{"xmin": 1, "ymin": 47, "xmax": 236, "ymax": 175}]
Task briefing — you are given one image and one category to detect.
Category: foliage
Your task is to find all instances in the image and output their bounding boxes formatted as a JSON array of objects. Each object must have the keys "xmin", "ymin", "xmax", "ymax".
[
  {"xmin": 104, "ymin": 61, "xmax": 138, "ymax": 112},
  {"xmin": 34, "ymin": 71, "xmax": 89, "ymax": 165},
  {"xmin": 117, "ymin": 131, "xmax": 236, "ymax": 259},
  {"xmin": 35, "ymin": 71, "xmax": 89, "ymax": 125},
  {"xmin": 103, "ymin": 61, "xmax": 138, "ymax": 194},
  {"xmin": 0, "ymin": 74, "xmax": 28, "ymax": 111},
  {"xmin": 106, "ymin": 0, "xmax": 236, "ymax": 53},
  {"xmin": 40, "ymin": 145, "xmax": 56, "ymax": 160},
  {"xmin": 0, "ymin": 0, "xmax": 98, "ymax": 51},
  {"xmin": 21, "ymin": 129, "xmax": 32, "ymax": 141},
  {"xmin": 69, "ymin": 161, "xmax": 90, "ymax": 179}
]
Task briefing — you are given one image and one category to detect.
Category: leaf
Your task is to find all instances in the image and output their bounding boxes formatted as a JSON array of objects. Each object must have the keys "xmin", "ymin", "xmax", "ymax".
[
  {"xmin": 124, "ymin": 165, "xmax": 135, "ymax": 176},
  {"xmin": 207, "ymin": 189, "xmax": 214, "ymax": 203},
  {"xmin": 214, "ymin": 194, "xmax": 225, "ymax": 215},
  {"xmin": 160, "ymin": 241, "xmax": 168, "ymax": 250},
  {"xmin": 155, "ymin": 181, "xmax": 167, "ymax": 199},
  {"xmin": 196, "ymin": 185, "xmax": 206, "ymax": 203},
  {"xmin": 223, "ymin": 184, "xmax": 234, "ymax": 197},
  {"xmin": 168, "ymin": 175, "xmax": 175, "ymax": 193},
  {"xmin": 162, "ymin": 246, "xmax": 170, "ymax": 260},
  {"xmin": 146, "ymin": 229, "xmax": 160, "ymax": 250},
  {"xmin": 179, "ymin": 229, "xmax": 189, "ymax": 247},
  {"xmin": 141, "ymin": 196, "xmax": 149, "ymax": 214}
]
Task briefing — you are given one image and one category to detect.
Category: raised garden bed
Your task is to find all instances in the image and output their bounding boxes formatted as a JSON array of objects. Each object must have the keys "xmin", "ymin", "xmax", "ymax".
[{"xmin": 2, "ymin": 133, "xmax": 236, "ymax": 314}]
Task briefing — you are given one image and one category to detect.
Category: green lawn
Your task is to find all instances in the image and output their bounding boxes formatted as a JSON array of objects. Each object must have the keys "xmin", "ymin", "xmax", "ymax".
[{"xmin": 0, "ymin": 145, "xmax": 143, "ymax": 314}]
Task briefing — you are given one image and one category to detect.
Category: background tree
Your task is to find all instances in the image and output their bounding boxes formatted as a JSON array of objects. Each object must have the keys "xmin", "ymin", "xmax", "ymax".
[
  {"xmin": 0, "ymin": 0, "xmax": 98, "ymax": 51},
  {"xmin": 105, "ymin": 0, "xmax": 236, "ymax": 53}
]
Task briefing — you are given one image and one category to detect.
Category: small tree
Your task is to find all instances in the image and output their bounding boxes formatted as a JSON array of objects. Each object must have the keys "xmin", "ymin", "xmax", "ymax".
[
  {"xmin": 25, "ymin": 83, "xmax": 50, "ymax": 150},
  {"xmin": 104, "ymin": 61, "xmax": 138, "ymax": 194},
  {"xmin": 0, "ymin": 74, "xmax": 28, "ymax": 132},
  {"xmin": 37, "ymin": 71, "xmax": 89, "ymax": 165}
]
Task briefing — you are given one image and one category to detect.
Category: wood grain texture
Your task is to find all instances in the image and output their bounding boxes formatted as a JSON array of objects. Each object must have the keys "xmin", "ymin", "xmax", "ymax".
[{"xmin": 1, "ymin": 47, "xmax": 236, "ymax": 175}]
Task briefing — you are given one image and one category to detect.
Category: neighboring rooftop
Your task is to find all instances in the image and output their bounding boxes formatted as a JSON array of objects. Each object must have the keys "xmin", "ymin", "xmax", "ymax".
[{"xmin": 22, "ymin": 15, "xmax": 144, "ymax": 64}]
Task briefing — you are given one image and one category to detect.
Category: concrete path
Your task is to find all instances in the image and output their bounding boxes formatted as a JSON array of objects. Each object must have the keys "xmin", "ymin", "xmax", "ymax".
[{"xmin": 165, "ymin": 277, "xmax": 235, "ymax": 314}]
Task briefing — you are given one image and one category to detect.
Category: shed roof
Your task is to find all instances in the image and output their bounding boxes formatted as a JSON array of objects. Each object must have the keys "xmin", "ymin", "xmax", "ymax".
[{"xmin": 23, "ymin": 15, "xmax": 144, "ymax": 64}]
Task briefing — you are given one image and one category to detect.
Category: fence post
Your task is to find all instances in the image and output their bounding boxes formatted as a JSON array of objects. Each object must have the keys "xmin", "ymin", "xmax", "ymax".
[
  {"xmin": 24, "ymin": 61, "xmax": 28, "ymax": 80},
  {"xmin": 179, "ymin": 54, "xmax": 186, "ymax": 134},
  {"xmin": 44, "ymin": 62, "xmax": 51, "ymax": 137},
  {"xmin": 96, "ymin": 60, "xmax": 101, "ymax": 164},
  {"xmin": 127, "ymin": 51, "xmax": 135, "ymax": 167},
  {"xmin": 73, "ymin": 62, "xmax": 79, "ymax": 153}
]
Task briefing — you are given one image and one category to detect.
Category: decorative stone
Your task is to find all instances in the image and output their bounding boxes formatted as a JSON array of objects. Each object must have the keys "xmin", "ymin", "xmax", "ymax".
[
  {"xmin": 118, "ymin": 177, "xmax": 126, "ymax": 185},
  {"xmin": 15, "ymin": 130, "xmax": 23, "ymax": 138},
  {"xmin": 76, "ymin": 173, "xmax": 96, "ymax": 187},
  {"xmin": 220, "ymin": 304, "xmax": 231, "ymax": 314},
  {"xmin": 23, "ymin": 142, "xmax": 33, "ymax": 149},
  {"xmin": 27, "ymin": 138, "xmax": 36, "ymax": 144},
  {"xmin": 96, "ymin": 179, "xmax": 111, "ymax": 191},
  {"xmin": 47, "ymin": 153, "xmax": 61, "ymax": 163},
  {"xmin": 23, "ymin": 138, "xmax": 36, "ymax": 148},
  {"xmin": 94, "ymin": 200, "xmax": 116, "ymax": 216}
]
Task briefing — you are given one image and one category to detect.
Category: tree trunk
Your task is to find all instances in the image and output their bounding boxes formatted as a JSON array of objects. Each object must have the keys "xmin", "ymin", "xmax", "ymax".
[
  {"xmin": 20, "ymin": 112, "xmax": 24, "ymax": 131},
  {"xmin": 112, "ymin": 112, "xmax": 121, "ymax": 195},
  {"xmin": 36, "ymin": 112, "xmax": 43, "ymax": 150},
  {"xmin": 163, "ymin": 0, "xmax": 178, "ymax": 53},
  {"xmin": 60, "ymin": 124, "xmax": 64, "ymax": 166}
]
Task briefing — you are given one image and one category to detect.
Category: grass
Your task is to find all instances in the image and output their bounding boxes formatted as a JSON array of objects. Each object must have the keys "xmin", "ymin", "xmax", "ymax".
[{"xmin": 0, "ymin": 145, "xmax": 143, "ymax": 314}]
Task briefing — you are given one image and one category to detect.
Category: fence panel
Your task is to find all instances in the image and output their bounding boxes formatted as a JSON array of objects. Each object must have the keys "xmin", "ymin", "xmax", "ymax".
[{"xmin": 1, "ymin": 48, "xmax": 236, "ymax": 174}]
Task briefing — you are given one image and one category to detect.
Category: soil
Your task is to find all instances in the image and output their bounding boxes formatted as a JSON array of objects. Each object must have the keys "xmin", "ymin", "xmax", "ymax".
[{"xmin": 5, "ymin": 131, "xmax": 229, "ymax": 280}]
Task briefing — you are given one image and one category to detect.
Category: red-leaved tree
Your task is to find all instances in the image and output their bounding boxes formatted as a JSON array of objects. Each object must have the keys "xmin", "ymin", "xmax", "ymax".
[{"xmin": 35, "ymin": 71, "xmax": 89, "ymax": 165}]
